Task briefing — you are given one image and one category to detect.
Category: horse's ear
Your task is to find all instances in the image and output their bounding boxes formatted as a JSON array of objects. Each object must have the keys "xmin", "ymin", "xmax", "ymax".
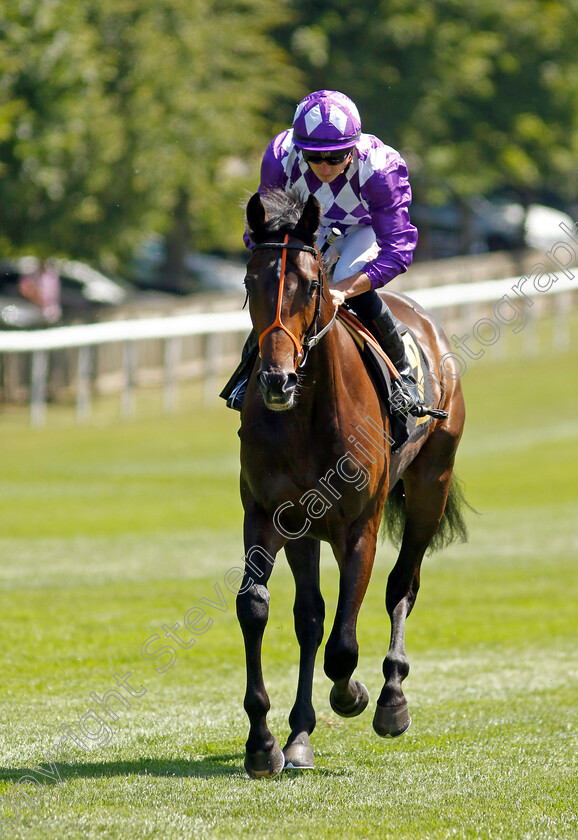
[
  {"xmin": 298, "ymin": 194, "xmax": 321, "ymax": 241},
  {"xmin": 246, "ymin": 192, "xmax": 267, "ymax": 238}
]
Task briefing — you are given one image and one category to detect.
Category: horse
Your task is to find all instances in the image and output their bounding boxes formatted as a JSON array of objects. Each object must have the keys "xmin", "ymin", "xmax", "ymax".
[{"xmin": 235, "ymin": 188, "xmax": 467, "ymax": 779}]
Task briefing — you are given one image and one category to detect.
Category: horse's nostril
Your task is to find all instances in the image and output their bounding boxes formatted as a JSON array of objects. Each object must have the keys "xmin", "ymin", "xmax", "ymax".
[{"xmin": 258, "ymin": 369, "xmax": 297, "ymax": 401}]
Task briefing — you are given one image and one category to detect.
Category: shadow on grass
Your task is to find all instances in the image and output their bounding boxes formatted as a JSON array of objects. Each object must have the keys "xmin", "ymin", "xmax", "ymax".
[
  {"xmin": 0, "ymin": 754, "xmax": 244, "ymax": 783},
  {"xmin": 0, "ymin": 754, "xmax": 349, "ymax": 784}
]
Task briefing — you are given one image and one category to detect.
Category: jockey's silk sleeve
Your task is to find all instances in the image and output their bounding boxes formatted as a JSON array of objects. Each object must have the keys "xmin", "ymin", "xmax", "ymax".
[{"xmin": 250, "ymin": 130, "xmax": 418, "ymax": 288}]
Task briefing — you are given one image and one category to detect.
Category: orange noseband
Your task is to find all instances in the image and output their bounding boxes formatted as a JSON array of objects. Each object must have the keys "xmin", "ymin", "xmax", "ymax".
[{"xmin": 257, "ymin": 234, "xmax": 305, "ymax": 368}]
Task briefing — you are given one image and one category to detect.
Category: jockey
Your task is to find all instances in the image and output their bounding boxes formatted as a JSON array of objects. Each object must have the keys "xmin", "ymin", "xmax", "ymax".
[{"xmin": 224, "ymin": 89, "xmax": 423, "ymax": 415}]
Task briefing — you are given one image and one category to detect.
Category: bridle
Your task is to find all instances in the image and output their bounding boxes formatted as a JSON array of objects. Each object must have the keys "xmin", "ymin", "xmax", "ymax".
[{"xmin": 249, "ymin": 233, "xmax": 339, "ymax": 369}]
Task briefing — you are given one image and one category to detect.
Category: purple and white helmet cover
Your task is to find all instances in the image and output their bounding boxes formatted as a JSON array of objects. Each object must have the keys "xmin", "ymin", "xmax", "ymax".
[{"xmin": 293, "ymin": 90, "xmax": 362, "ymax": 151}]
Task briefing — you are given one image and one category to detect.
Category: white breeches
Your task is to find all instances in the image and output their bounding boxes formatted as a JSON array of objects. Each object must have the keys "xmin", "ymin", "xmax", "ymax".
[{"xmin": 320, "ymin": 225, "xmax": 379, "ymax": 284}]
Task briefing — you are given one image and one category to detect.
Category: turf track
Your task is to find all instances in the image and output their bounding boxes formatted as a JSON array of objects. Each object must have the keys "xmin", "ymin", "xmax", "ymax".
[{"xmin": 0, "ymin": 331, "xmax": 576, "ymax": 839}]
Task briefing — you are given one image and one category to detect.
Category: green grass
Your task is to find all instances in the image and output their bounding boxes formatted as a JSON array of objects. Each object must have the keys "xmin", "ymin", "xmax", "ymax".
[{"xmin": 0, "ymin": 335, "xmax": 577, "ymax": 839}]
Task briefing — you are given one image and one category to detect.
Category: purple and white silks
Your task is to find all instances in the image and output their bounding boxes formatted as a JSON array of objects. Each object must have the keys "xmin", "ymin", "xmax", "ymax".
[{"xmin": 249, "ymin": 129, "xmax": 418, "ymax": 290}]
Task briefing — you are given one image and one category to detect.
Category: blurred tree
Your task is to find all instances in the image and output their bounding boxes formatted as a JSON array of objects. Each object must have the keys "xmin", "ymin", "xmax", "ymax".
[
  {"xmin": 280, "ymin": 0, "xmax": 578, "ymax": 209},
  {"xmin": 3, "ymin": 0, "xmax": 576, "ymax": 276},
  {"xmin": 0, "ymin": 0, "xmax": 298, "ymax": 287}
]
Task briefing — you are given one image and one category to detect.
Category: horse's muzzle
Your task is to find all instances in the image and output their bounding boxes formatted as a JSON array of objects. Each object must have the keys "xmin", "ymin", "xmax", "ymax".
[{"xmin": 257, "ymin": 369, "xmax": 298, "ymax": 411}]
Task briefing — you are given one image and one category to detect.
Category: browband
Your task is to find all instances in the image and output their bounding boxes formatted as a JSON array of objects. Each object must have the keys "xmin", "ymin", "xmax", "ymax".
[{"xmin": 249, "ymin": 242, "xmax": 317, "ymax": 257}]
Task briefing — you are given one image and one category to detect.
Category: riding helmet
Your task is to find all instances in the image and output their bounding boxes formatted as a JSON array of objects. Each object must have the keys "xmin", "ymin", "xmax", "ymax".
[{"xmin": 292, "ymin": 90, "xmax": 362, "ymax": 152}]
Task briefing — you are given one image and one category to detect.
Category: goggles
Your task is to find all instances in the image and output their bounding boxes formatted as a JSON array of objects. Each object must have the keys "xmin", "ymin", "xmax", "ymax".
[{"xmin": 302, "ymin": 148, "xmax": 354, "ymax": 166}]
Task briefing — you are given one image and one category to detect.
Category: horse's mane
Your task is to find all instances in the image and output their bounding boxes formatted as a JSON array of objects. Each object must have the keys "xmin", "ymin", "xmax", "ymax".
[{"xmin": 247, "ymin": 188, "xmax": 319, "ymax": 246}]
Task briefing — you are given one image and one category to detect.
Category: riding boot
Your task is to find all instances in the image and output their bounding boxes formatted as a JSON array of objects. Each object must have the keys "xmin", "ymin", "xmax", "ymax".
[
  {"xmin": 219, "ymin": 330, "xmax": 259, "ymax": 411},
  {"xmin": 368, "ymin": 303, "xmax": 426, "ymax": 416}
]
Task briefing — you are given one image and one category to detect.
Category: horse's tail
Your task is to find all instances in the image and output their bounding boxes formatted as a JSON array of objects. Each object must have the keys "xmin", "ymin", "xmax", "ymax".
[{"xmin": 381, "ymin": 475, "xmax": 471, "ymax": 552}]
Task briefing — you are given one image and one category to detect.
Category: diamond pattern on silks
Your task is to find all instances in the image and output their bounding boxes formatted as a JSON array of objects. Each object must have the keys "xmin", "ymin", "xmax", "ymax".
[
  {"xmin": 329, "ymin": 103, "xmax": 349, "ymax": 134},
  {"xmin": 290, "ymin": 166, "xmax": 372, "ymax": 232},
  {"xmin": 304, "ymin": 105, "xmax": 323, "ymax": 136}
]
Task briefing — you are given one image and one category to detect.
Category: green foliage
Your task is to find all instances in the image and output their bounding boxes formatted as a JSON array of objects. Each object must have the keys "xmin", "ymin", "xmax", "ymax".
[
  {"xmin": 283, "ymin": 0, "xmax": 578, "ymax": 204},
  {"xmin": 2, "ymin": 0, "xmax": 577, "ymax": 270},
  {"xmin": 0, "ymin": 0, "xmax": 298, "ymax": 266}
]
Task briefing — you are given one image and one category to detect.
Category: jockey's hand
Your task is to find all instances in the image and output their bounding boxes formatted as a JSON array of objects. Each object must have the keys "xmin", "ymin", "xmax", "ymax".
[{"xmin": 329, "ymin": 288, "xmax": 346, "ymax": 307}]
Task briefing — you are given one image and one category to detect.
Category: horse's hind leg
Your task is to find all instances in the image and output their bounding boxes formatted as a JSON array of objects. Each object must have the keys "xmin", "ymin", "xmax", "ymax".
[
  {"xmin": 374, "ymin": 455, "xmax": 456, "ymax": 738},
  {"xmin": 283, "ymin": 537, "xmax": 325, "ymax": 770}
]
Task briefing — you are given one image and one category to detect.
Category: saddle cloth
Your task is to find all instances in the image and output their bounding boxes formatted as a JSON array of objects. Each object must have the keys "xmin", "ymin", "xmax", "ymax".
[{"xmin": 337, "ymin": 307, "xmax": 436, "ymax": 453}]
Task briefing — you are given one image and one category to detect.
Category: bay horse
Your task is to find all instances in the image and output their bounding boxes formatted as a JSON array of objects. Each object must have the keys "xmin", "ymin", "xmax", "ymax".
[{"xmin": 236, "ymin": 189, "xmax": 467, "ymax": 778}]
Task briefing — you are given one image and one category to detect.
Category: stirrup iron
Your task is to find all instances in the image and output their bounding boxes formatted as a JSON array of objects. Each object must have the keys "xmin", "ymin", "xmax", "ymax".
[{"xmin": 390, "ymin": 378, "xmax": 448, "ymax": 419}]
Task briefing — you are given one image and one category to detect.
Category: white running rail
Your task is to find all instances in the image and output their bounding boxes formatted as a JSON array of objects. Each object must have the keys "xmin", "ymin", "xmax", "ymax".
[{"xmin": 0, "ymin": 271, "xmax": 575, "ymax": 425}]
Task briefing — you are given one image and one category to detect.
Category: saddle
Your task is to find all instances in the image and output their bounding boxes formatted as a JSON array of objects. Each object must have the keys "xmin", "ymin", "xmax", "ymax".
[{"xmin": 337, "ymin": 308, "xmax": 439, "ymax": 453}]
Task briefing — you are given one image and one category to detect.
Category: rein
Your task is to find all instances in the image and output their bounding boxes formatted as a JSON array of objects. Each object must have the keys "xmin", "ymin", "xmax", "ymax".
[{"xmin": 250, "ymin": 234, "xmax": 339, "ymax": 369}]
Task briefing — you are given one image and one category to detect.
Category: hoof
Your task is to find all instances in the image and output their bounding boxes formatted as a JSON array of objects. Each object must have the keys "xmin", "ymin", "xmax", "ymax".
[
  {"xmin": 283, "ymin": 741, "xmax": 315, "ymax": 770},
  {"xmin": 244, "ymin": 742, "xmax": 285, "ymax": 779},
  {"xmin": 373, "ymin": 699, "xmax": 411, "ymax": 738},
  {"xmin": 330, "ymin": 680, "xmax": 369, "ymax": 718}
]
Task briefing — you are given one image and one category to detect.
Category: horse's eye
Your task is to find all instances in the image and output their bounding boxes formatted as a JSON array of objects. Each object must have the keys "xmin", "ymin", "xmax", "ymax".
[
  {"xmin": 243, "ymin": 275, "xmax": 256, "ymax": 309},
  {"xmin": 307, "ymin": 280, "xmax": 319, "ymax": 299}
]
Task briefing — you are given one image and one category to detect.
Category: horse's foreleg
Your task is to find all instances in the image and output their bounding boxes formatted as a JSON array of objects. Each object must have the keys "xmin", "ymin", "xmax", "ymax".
[
  {"xmin": 324, "ymin": 525, "xmax": 377, "ymax": 718},
  {"xmin": 236, "ymin": 506, "xmax": 285, "ymax": 779},
  {"xmin": 374, "ymin": 466, "xmax": 454, "ymax": 738},
  {"xmin": 283, "ymin": 537, "xmax": 324, "ymax": 770}
]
